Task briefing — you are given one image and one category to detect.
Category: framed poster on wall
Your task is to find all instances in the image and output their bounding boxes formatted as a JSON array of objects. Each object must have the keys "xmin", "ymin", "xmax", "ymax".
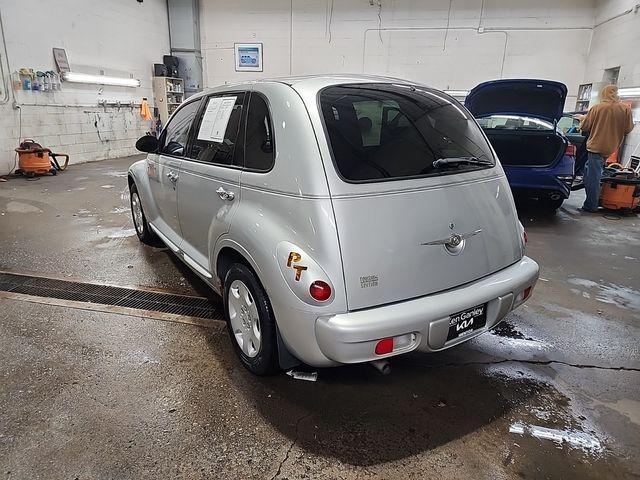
[{"xmin": 234, "ymin": 43, "xmax": 263, "ymax": 72}]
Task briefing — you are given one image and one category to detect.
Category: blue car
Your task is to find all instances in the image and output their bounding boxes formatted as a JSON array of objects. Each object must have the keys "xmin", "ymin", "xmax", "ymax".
[{"xmin": 465, "ymin": 79, "xmax": 576, "ymax": 210}]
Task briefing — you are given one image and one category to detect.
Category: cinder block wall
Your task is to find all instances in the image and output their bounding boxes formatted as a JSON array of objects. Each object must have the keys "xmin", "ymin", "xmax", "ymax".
[
  {"xmin": 0, "ymin": 0, "xmax": 170, "ymax": 175},
  {"xmin": 585, "ymin": 0, "xmax": 640, "ymax": 163},
  {"xmin": 200, "ymin": 0, "xmax": 598, "ymax": 107},
  {"xmin": 0, "ymin": 104, "xmax": 151, "ymax": 170},
  {"xmin": 200, "ymin": 0, "xmax": 639, "ymax": 164},
  {"xmin": 1, "ymin": 0, "xmax": 637, "ymax": 171}
]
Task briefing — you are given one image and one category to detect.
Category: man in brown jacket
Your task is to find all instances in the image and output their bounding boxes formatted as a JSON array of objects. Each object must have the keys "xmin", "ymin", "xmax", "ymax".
[{"xmin": 579, "ymin": 85, "xmax": 635, "ymax": 212}]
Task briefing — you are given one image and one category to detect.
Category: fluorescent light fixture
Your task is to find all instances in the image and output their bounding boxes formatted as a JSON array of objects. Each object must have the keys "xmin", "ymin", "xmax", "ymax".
[
  {"xmin": 618, "ymin": 87, "xmax": 640, "ymax": 98},
  {"xmin": 62, "ymin": 71, "xmax": 140, "ymax": 87},
  {"xmin": 444, "ymin": 90, "xmax": 469, "ymax": 97}
]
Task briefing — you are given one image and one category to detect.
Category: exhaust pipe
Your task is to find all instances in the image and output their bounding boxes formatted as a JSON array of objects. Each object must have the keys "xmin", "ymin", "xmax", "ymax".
[
  {"xmin": 370, "ymin": 359, "xmax": 391, "ymax": 375},
  {"xmin": 549, "ymin": 193, "xmax": 562, "ymax": 201}
]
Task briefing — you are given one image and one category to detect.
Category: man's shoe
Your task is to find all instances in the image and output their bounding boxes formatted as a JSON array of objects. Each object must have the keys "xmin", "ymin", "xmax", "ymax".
[{"xmin": 580, "ymin": 207, "xmax": 599, "ymax": 213}]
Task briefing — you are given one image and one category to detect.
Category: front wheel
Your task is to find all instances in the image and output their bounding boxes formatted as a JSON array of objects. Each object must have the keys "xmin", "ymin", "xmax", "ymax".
[
  {"xmin": 223, "ymin": 263, "xmax": 279, "ymax": 375},
  {"xmin": 130, "ymin": 183, "xmax": 161, "ymax": 246}
]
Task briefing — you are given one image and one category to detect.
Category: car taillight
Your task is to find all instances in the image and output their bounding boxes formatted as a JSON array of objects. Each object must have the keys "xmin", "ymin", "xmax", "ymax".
[
  {"xmin": 565, "ymin": 143, "xmax": 576, "ymax": 156},
  {"xmin": 309, "ymin": 280, "xmax": 332, "ymax": 301},
  {"xmin": 523, "ymin": 230, "xmax": 528, "ymax": 245},
  {"xmin": 556, "ymin": 174, "xmax": 574, "ymax": 189},
  {"xmin": 514, "ymin": 285, "xmax": 534, "ymax": 308}
]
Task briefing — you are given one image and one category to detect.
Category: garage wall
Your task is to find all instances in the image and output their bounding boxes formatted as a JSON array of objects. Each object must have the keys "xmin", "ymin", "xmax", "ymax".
[
  {"xmin": 0, "ymin": 0, "xmax": 170, "ymax": 175},
  {"xmin": 201, "ymin": 0, "xmax": 595, "ymax": 107},
  {"xmin": 584, "ymin": 0, "xmax": 640, "ymax": 163}
]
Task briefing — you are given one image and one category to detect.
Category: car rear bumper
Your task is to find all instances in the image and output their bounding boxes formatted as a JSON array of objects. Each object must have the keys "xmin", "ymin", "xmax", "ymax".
[
  {"xmin": 314, "ymin": 256, "xmax": 539, "ymax": 364},
  {"xmin": 504, "ymin": 155, "xmax": 575, "ymax": 199}
]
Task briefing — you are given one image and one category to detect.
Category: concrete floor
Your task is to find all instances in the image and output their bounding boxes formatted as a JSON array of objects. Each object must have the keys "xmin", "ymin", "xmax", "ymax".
[{"xmin": 1, "ymin": 156, "xmax": 639, "ymax": 479}]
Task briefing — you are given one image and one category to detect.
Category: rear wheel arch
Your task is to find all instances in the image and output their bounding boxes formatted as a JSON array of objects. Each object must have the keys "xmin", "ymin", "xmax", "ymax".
[
  {"xmin": 216, "ymin": 246, "xmax": 256, "ymax": 289},
  {"xmin": 215, "ymin": 245, "xmax": 277, "ymax": 302}
]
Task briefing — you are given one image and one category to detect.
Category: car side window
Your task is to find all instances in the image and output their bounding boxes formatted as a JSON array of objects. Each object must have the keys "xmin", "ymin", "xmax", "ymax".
[
  {"xmin": 558, "ymin": 115, "xmax": 581, "ymax": 134},
  {"xmin": 159, "ymin": 100, "xmax": 201, "ymax": 157},
  {"xmin": 189, "ymin": 93, "xmax": 246, "ymax": 166},
  {"xmin": 244, "ymin": 93, "xmax": 275, "ymax": 171}
]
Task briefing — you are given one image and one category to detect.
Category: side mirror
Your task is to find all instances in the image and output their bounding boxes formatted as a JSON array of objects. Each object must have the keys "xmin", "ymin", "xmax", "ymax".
[{"xmin": 135, "ymin": 135, "xmax": 159, "ymax": 153}]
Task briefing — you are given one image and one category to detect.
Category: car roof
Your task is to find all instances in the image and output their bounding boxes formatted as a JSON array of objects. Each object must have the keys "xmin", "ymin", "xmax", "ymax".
[{"xmin": 189, "ymin": 74, "xmax": 423, "ymax": 100}]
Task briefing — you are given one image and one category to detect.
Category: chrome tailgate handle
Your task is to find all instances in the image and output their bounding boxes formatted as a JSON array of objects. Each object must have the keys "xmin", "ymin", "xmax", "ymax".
[{"xmin": 216, "ymin": 186, "xmax": 235, "ymax": 201}]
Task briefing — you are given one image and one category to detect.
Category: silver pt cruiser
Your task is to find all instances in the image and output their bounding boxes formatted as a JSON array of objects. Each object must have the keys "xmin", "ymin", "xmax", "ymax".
[{"xmin": 129, "ymin": 75, "xmax": 539, "ymax": 375}]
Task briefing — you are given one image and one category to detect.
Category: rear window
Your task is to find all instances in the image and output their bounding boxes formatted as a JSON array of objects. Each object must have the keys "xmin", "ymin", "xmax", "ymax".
[
  {"xmin": 477, "ymin": 115, "xmax": 553, "ymax": 131},
  {"xmin": 319, "ymin": 83, "xmax": 495, "ymax": 182}
]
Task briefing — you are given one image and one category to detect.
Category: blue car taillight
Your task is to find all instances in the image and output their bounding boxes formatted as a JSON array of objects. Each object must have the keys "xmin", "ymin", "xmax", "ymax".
[{"xmin": 557, "ymin": 174, "xmax": 574, "ymax": 189}]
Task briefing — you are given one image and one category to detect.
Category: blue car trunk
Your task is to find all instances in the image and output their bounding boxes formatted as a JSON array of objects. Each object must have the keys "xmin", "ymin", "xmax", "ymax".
[
  {"xmin": 480, "ymin": 129, "xmax": 565, "ymax": 168},
  {"xmin": 465, "ymin": 79, "xmax": 567, "ymax": 123},
  {"xmin": 465, "ymin": 79, "xmax": 573, "ymax": 203}
]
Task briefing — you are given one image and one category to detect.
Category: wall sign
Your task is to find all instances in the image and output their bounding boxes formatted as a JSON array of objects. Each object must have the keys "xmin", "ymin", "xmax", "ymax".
[
  {"xmin": 234, "ymin": 43, "xmax": 263, "ymax": 72},
  {"xmin": 52, "ymin": 48, "xmax": 70, "ymax": 73}
]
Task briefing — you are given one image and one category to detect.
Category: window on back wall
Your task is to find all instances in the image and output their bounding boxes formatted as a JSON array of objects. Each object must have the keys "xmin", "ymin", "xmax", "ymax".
[{"xmin": 603, "ymin": 67, "xmax": 620, "ymax": 86}]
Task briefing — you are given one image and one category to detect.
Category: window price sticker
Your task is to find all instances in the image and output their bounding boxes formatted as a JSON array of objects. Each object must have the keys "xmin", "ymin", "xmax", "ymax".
[{"xmin": 197, "ymin": 96, "xmax": 237, "ymax": 143}]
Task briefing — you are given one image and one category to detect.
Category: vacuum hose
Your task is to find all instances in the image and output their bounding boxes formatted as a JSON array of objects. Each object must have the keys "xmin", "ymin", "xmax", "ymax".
[{"xmin": 49, "ymin": 152, "xmax": 69, "ymax": 171}]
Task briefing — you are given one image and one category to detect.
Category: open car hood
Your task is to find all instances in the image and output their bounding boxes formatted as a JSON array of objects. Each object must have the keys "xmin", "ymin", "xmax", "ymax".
[{"xmin": 465, "ymin": 79, "xmax": 568, "ymax": 123}]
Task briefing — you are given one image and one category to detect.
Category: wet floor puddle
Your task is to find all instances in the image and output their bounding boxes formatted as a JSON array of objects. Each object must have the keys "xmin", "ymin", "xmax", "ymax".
[
  {"xmin": 508, "ymin": 421, "xmax": 602, "ymax": 452},
  {"xmin": 567, "ymin": 277, "xmax": 640, "ymax": 311},
  {"xmin": 490, "ymin": 320, "xmax": 533, "ymax": 341},
  {"xmin": 483, "ymin": 366, "xmax": 617, "ymax": 477},
  {"xmin": 475, "ymin": 319, "xmax": 551, "ymax": 353}
]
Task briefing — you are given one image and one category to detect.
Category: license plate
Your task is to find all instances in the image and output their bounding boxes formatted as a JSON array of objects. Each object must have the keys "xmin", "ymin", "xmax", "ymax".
[{"xmin": 447, "ymin": 303, "xmax": 487, "ymax": 341}]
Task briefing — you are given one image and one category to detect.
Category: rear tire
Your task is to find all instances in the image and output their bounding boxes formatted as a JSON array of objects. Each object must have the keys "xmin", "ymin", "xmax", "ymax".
[
  {"xmin": 129, "ymin": 183, "xmax": 161, "ymax": 246},
  {"xmin": 544, "ymin": 197, "xmax": 564, "ymax": 211},
  {"xmin": 223, "ymin": 263, "xmax": 279, "ymax": 376}
]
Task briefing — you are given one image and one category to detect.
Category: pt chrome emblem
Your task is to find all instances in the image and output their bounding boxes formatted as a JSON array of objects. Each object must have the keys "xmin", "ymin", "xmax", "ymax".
[{"xmin": 421, "ymin": 229, "xmax": 482, "ymax": 256}]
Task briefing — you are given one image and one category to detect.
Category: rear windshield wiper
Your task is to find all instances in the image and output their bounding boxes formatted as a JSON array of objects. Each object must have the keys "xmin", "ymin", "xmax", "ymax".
[{"xmin": 432, "ymin": 157, "xmax": 493, "ymax": 168}]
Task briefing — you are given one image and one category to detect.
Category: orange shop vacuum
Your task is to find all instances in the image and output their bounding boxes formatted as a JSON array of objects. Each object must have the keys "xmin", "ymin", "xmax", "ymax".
[
  {"xmin": 600, "ymin": 164, "xmax": 640, "ymax": 211},
  {"xmin": 14, "ymin": 139, "xmax": 69, "ymax": 177}
]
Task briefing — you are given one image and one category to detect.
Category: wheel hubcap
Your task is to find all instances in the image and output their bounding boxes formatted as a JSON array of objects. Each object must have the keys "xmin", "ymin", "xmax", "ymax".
[
  {"xmin": 228, "ymin": 280, "xmax": 261, "ymax": 358},
  {"xmin": 131, "ymin": 192, "xmax": 144, "ymax": 234}
]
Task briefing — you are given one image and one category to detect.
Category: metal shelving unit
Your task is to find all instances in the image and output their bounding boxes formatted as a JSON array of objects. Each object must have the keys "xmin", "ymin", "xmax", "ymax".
[{"xmin": 152, "ymin": 76, "xmax": 184, "ymax": 125}]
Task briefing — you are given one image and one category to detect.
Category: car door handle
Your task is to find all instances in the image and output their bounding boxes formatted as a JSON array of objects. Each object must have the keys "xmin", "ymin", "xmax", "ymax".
[{"xmin": 216, "ymin": 186, "xmax": 235, "ymax": 201}]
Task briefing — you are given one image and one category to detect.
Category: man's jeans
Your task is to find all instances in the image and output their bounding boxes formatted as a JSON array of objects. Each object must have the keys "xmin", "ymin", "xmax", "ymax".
[{"xmin": 583, "ymin": 152, "xmax": 605, "ymax": 211}]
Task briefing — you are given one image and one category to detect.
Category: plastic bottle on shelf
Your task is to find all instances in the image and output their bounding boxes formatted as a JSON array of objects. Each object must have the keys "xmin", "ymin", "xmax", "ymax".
[
  {"xmin": 51, "ymin": 72, "xmax": 60, "ymax": 91},
  {"xmin": 43, "ymin": 72, "xmax": 51, "ymax": 92},
  {"xmin": 19, "ymin": 68, "xmax": 31, "ymax": 90},
  {"xmin": 11, "ymin": 71, "xmax": 21, "ymax": 90},
  {"xmin": 32, "ymin": 73, "xmax": 40, "ymax": 91}
]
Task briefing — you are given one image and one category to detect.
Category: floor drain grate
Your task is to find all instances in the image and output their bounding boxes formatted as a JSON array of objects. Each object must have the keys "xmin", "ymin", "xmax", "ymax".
[{"xmin": 0, "ymin": 272, "xmax": 223, "ymax": 320}]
